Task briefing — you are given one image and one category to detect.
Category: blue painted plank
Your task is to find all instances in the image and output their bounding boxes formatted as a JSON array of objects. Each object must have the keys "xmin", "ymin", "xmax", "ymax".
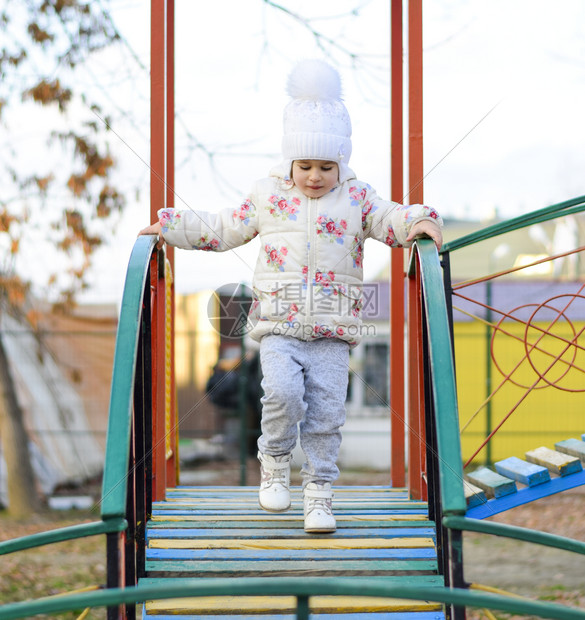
[
  {"xmin": 148, "ymin": 522, "xmax": 432, "ymax": 531},
  {"xmin": 465, "ymin": 466, "xmax": 517, "ymax": 498},
  {"xmin": 144, "ymin": 559, "xmax": 439, "ymax": 573},
  {"xmin": 495, "ymin": 456, "xmax": 550, "ymax": 487},
  {"xmin": 466, "ymin": 469, "xmax": 585, "ymax": 519},
  {"xmin": 151, "ymin": 509, "xmax": 428, "ymax": 516},
  {"xmin": 146, "ymin": 548, "xmax": 437, "ymax": 561},
  {"xmin": 147, "ymin": 527, "xmax": 436, "ymax": 540}
]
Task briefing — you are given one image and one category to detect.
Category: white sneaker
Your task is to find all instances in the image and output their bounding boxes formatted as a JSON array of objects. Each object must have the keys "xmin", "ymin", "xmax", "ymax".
[
  {"xmin": 303, "ymin": 482, "xmax": 336, "ymax": 533},
  {"xmin": 258, "ymin": 451, "xmax": 292, "ymax": 512}
]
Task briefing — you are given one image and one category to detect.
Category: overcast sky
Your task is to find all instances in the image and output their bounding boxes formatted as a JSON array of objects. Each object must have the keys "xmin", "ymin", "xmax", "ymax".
[{"xmin": 72, "ymin": 0, "xmax": 585, "ymax": 303}]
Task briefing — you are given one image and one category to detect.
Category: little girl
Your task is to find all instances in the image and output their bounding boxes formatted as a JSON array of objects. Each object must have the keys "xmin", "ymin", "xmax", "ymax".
[{"xmin": 139, "ymin": 59, "xmax": 442, "ymax": 534}]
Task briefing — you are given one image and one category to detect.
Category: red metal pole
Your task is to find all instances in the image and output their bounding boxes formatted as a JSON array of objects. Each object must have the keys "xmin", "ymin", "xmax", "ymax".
[
  {"xmin": 407, "ymin": 0, "xmax": 427, "ymax": 500},
  {"xmin": 409, "ymin": 0, "xmax": 424, "ymax": 205},
  {"xmin": 151, "ymin": 0, "xmax": 167, "ymax": 501},
  {"xmin": 165, "ymin": 0, "xmax": 178, "ymax": 489},
  {"xmin": 151, "ymin": 0, "xmax": 166, "ymax": 222},
  {"xmin": 390, "ymin": 0, "xmax": 406, "ymax": 488}
]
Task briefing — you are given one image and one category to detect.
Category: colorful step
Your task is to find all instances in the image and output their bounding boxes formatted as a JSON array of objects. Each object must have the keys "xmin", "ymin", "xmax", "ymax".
[
  {"xmin": 494, "ymin": 456, "xmax": 550, "ymax": 487},
  {"xmin": 465, "ymin": 466, "xmax": 517, "ymax": 498},
  {"xmin": 555, "ymin": 438, "xmax": 585, "ymax": 463},
  {"xmin": 142, "ymin": 485, "xmax": 444, "ymax": 618},
  {"xmin": 463, "ymin": 481, "xmax": 486, "ymax": 508},
  {"xmin": 525, "ymin": 446, "xmax": 583, "ymax": 476}
]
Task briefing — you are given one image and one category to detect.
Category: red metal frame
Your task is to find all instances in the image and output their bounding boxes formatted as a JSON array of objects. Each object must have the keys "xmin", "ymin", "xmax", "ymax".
[
  {"xmin": 407, "ymin": 0, "xmax": 427, "ymax": 500},
  {"xmin": 150, "ymin": 0, "xmax": 177, "ymax": 501},
  {"xmin": 149, "ymin": 0, "xmax": 423, "ymax": 499},
  {"xmin": 165, "ymin": 0, "xmax": 177, "ymax": 489},
  {"xmin": 391, "ymin": 0, "xmax": 427, "ymax": 498},
  {"xmin": 390, "ymin": 0, "xmax": 406, "ymax": 488}
]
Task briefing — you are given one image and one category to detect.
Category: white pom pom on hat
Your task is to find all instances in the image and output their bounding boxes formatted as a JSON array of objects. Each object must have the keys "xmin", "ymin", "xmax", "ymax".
[
  {"xmin": 281, "ymin": 59, "xmax": 353, "ymax": 178},
  {"xmin": 286, "ymin": 59, "xmax": 343, "ymax": 101}
]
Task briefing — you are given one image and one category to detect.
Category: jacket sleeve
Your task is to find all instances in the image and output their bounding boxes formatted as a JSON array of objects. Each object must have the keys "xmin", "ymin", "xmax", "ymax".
[
  {"xmin": 157, "ymin": 195, "xmax": 259, "ymax": 252},
  {"xmin": 362, "ymin": 187, "xmax": 443, "ymax": 248}
]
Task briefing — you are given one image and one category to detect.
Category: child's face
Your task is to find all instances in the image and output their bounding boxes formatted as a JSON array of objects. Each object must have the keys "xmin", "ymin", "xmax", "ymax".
[{"xmin": 292, "ymin": 160, "xmax": 339, "ymax": 198}]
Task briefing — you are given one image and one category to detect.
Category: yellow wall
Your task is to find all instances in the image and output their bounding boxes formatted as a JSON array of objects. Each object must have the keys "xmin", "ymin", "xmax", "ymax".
[
  {"xmin": 175, "ymin": 292, "xmax": 220, "ymax": 391},
  {"xmin": 455, "ymin": 320, "xmax": 585, "ymax": 466}
]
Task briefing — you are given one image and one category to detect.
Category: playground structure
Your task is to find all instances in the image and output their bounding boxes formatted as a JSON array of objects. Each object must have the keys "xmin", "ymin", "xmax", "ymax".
[{"xmin": 1, "ymin": 1, "xmax": 585, "ymax": 619}]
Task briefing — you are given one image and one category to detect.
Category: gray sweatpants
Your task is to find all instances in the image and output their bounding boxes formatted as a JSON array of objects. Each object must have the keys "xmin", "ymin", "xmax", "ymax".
[{"xmin": 257, "ymin": 334, "xmax": 350, "ymax": 486}]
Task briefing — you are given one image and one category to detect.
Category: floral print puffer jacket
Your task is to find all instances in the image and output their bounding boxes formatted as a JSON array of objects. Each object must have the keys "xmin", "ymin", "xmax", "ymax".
[{"xmin": 158, "ymin": 171, "xmax": 442, "ymax": 347}]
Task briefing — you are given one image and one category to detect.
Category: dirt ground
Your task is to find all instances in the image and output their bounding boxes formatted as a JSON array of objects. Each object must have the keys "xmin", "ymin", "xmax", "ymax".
[{"xmin": 462, "ymin": 486, "xmax": 585, "ymax": 618}]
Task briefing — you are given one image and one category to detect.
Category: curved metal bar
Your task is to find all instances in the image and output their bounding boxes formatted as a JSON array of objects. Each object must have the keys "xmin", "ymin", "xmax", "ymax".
[
  {"xmin": 100, "ymin": 235, "xmax": 158, "ymax": 520},
  {"xmin": 444, "ymin": 515, "xmax": 585, "ymax": 555},
  {"xmin": 0, "ymin": 519, "xmax": 127, "ymax": 556},
  {"xmin": 442, "ymin": 195, "xmax": 585, "ymax": 253},
  {"xmin": 1, "ymin": 577, "xmax": 585, "ymax": 620},
  {"xmin": 414, "ymin": 239, "xmax": 466, "ymax": 515}
]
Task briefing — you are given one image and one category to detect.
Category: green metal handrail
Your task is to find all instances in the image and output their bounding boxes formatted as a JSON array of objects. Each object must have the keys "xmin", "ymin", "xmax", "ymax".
[
  {"xmin": 412, "ymin": 239, "xmax": 467, "ymax": 516},
  {"xmin": 0, "ymin": 519, "xmax": 127, "ymax": 556},
  {"xmin": 0, "ymin": 235, "xmax": 156, "ymax": 557},
  {"xmin": 425, "ymin": 196, "xmax": 585, "ymax": 612},
  {"xmin": 101, "ymin": 234, "xmax": 158, "ymax": 520},
  {"xmin": 441, "ymin": 194, "xmax": 585, "ymax": 253},
  {"xmin": 0, "ymin": 577, "xmax": 584, "ymax": 620},
  {"xmin": 444, "ymin": 516, "xmax": 585, "ymax": 555}
]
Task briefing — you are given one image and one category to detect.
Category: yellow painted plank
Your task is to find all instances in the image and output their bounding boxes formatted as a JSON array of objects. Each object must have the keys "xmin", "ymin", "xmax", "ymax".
[
  {"xmin": 149, "ymin": 537, "xmax": 435, "ymax": 550},
  {"xmin": 525, "ymin": 446, "xmax": 582, "ymax": 475},
  {"xmin": 151, "ymin": 513, "xmax": 429, "ymax": 522},
  {"xmin": 162, "ymin": 497, "xmax": 424, "ymax": 507},
  {"xmin": 146, "ymin": 595, "xmax": 442, "ymax": 614}
]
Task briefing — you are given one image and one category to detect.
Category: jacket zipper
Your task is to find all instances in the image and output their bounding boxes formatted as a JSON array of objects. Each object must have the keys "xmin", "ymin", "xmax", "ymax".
[{"xmin": 306, "ymin": 197, "xmax": 317, "ymax": 336}]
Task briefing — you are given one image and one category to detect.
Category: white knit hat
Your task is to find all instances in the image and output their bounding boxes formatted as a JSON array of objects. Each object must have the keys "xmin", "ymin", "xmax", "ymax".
[{"xmin": 281, "ymin": 60, "xmax": 353, "ymax": 180}]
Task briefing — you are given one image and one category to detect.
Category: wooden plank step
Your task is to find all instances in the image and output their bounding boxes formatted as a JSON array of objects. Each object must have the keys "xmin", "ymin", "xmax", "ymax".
[
  {"xmin": 139, "ymin": 577, "xmax": 445, "ymax": 619},
  {"xmin": 148, "ymin": 537, "xmax": 435, "ymax": 550},
  {"xmin": 465, "ymin": 469, "xmax": 585, "ymax": 519},
  {"xmin": 147, "ymin": 528, "xmax": 435, "ymax": 540},
  {"xmin": 463, "ymin": 481, "xmax": 486, "ymax": 508},
  {"xmin": 143, "ymin": 486, "xmax": 440, "ymax": 616},
  {"xmin": 465, "ymin": 466, "xmax": 516, "ymax": 498},
  {"xmin": 147, "ymin": 547, "xmax": 437, "ymax": 561},
  {"xmin": 525, "ymin": 446, "xmax": 583, "ymax": 476},
  {"xmin": 151, "ymin": 508, "xmax": 428, "ymax": 516},
  {"xmin": 144, "ymin": 595, "xmax": 443, "ymax": 616},
  {"xmin": 144, "ymin": 612, "xmax": 445, "ymax": 620},
  {"xmin": 149, "ymin": 515, "xmax": 432, "ymax": 528},
  {"xmin": 145, "ymin": 558, "xmax": 439, "ymax": 575},
  {"xmin": 151, "ymin": 512, "xmax": 430, "ymax": 521},
  {"xmin": 494, "ymin": 456, "xmax": 551, "ymax": 486},
  {"xmin": 555, "ymin": 438, "xmax": 585, "ymax": 462}
]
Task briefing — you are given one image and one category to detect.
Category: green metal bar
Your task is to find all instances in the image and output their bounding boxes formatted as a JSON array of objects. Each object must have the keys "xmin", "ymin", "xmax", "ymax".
[
  {"xmin": 0, "ymin": 519, "xmax": 127, "ymax": 556},
  {"xmin": 296, "ymin": 595, "xmax": 310, "ymax": 620},
  {"xmin": 441, "ymin": 194, "xmax": 585, "ymax": 253},
  {"xmin": 444, "ymin": 515, "xmax": 585, "ymax": 555},
  {"xmin": 100, "ymin": 235, "xmax": 158, "ymax": 520},
  {"xmin": 414, "ymin": 239, "xmax": 467, "ymax": 515},
  {"xmin": 1, "ymin": 578, "xmax": 585, "ymax": 620}
]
